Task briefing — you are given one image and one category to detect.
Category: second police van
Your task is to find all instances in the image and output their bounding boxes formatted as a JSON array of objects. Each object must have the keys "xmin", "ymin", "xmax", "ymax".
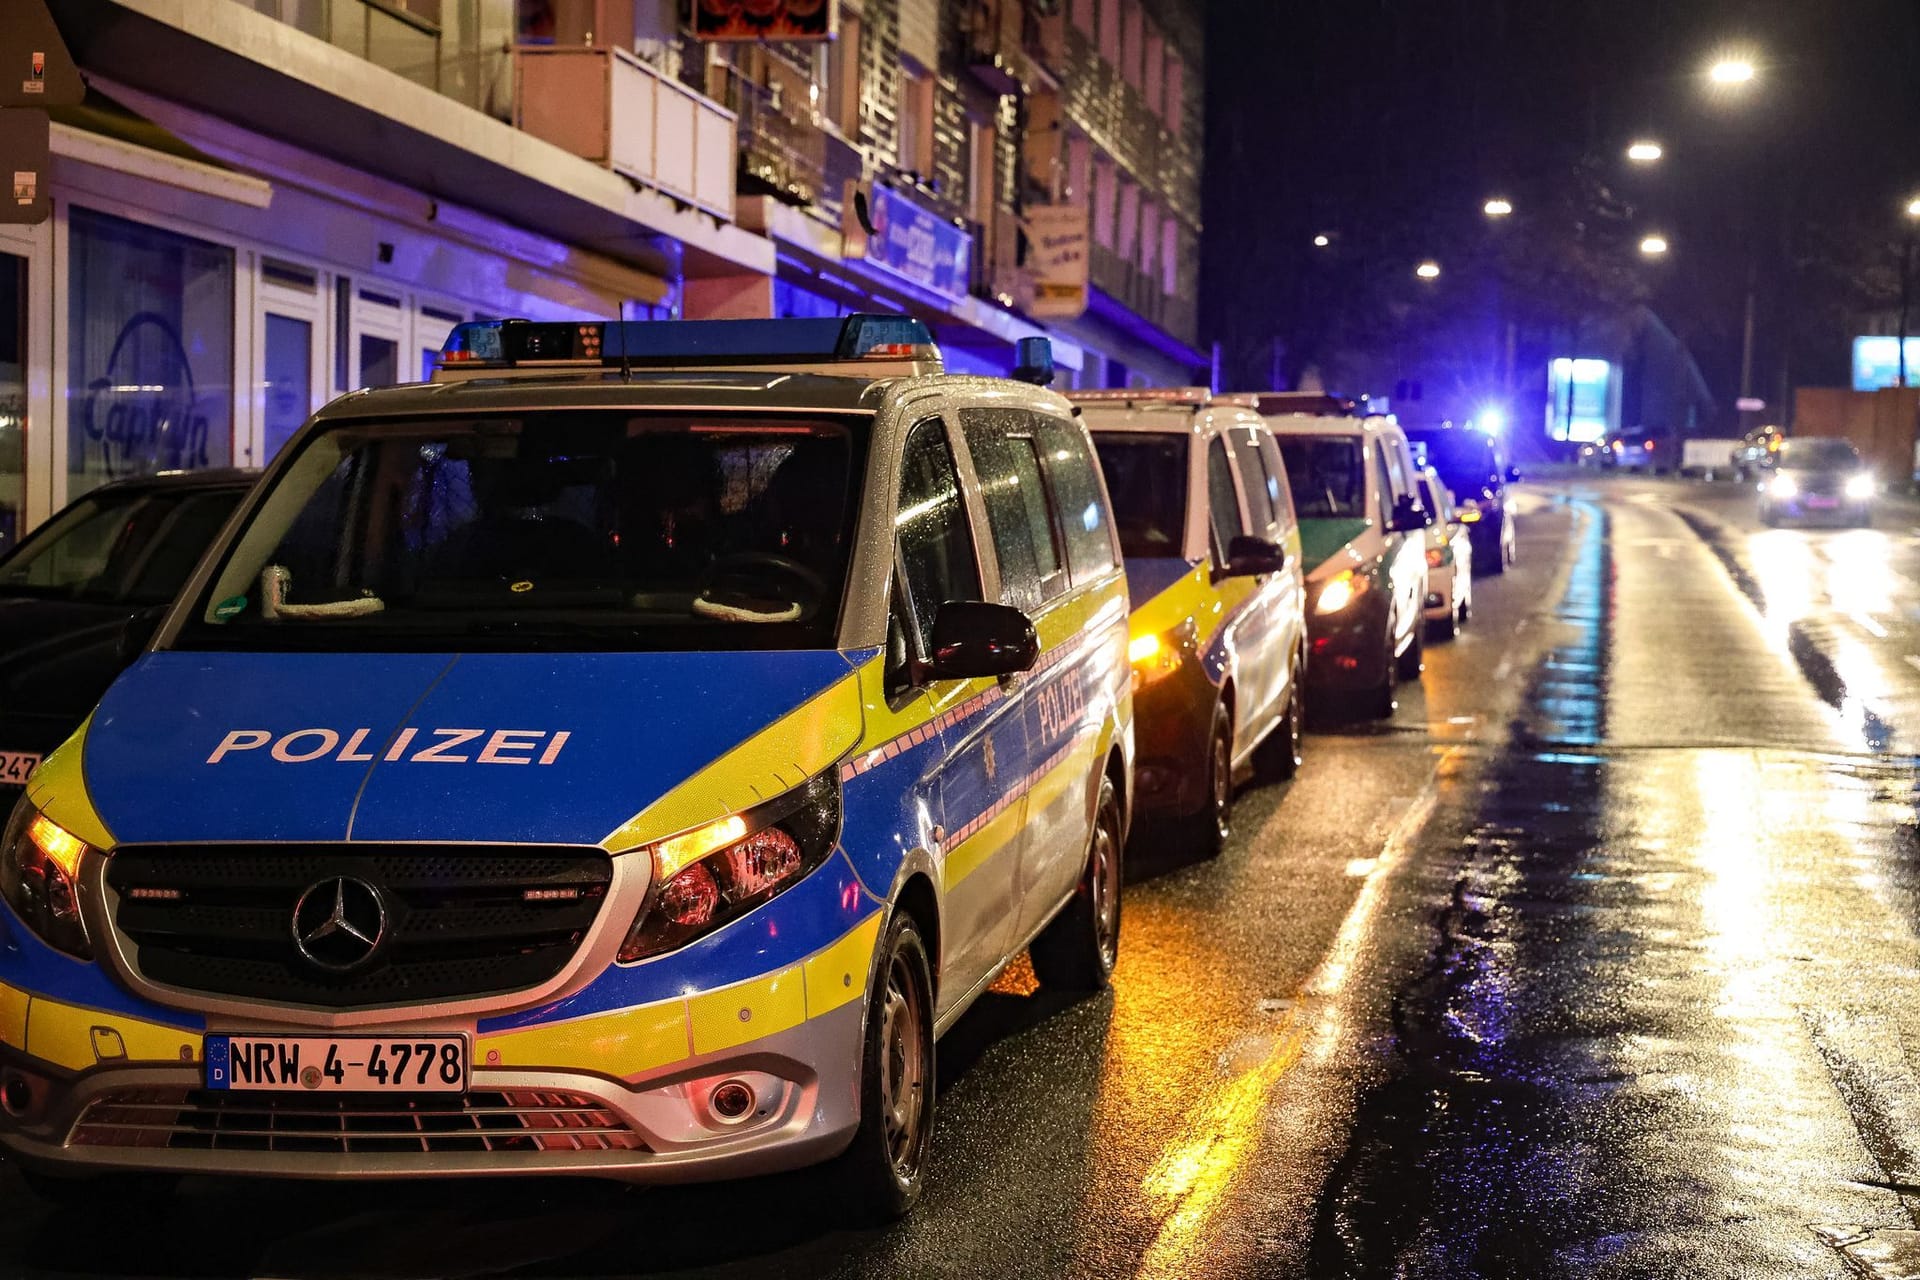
[
  {"xmin": 0, "ymin": 315, "xmax": 1132, "ymax": 1219},
  {"xmin": 1075, "ymin": 390, "xmax": 1307, "ymax": 856}
]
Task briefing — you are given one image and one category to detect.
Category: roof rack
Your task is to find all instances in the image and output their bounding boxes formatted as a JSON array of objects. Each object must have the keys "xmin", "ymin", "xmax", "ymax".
[
  {"xmin": 431, "ymin": 313, "xmax": 945, "ymax": 382},
  {"xmin": 1067, "ymin": 387, "xmax": 1259, "ymax": 409}
]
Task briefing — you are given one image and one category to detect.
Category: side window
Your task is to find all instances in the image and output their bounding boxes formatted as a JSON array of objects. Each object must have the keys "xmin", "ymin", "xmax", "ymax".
[
  {"xmin": 1258, "ymin": 433, "xmax": 1297, "ymax": 536},
  {"xmin": 1372, "ymin": 441, "xmax": 1396, "ymax": 525},
  {"xmin": 959, "ymin": 407, "xmax": 1067, "ymax": 612},
  {"xmin": 1206, "ymin": 435, "xmax": 1245, "ymax": 558},
  {"xmin": 1380, "ymin": 436, "xmax": 1413, "ymax": 512},
  {"xmin": 1227, "ymin": 427, "xmax": 1277, "ymax": 536},
  {"xmin": 895, "ymin": 418, "xmax": 984, "ymax": 661},
  {"xmin": 1033, "ymin": 416, "xmax": 1118, "ymax": 585}
]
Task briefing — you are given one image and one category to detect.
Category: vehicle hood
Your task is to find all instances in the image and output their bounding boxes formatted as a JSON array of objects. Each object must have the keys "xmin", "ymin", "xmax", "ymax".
[
  {"xmin": 1298, "ymin": 518, "xmax": 1374, "ymax": 576},
  {"xmin": 0, "ymin": 596, "xmax": 142, "ymax": 721},
  {"xmin": 82, "ymin": 648, "xmax": 865, "ymax": 847}
]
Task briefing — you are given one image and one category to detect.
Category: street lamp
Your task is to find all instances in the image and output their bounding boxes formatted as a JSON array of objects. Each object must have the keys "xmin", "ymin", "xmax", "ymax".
[
  {"xmin": 1483, "ymin": 198, "xmax": 1513, "ymax": 218},
  {"xmin": 1708, "ymin": 57, "xmax": 1757, "ymax": 86},
  {"xmin": 1639, "ymin": 235, "xmax": 1670, "ymax": 257},
  {"xmin": 1312, "ymin": 234, "xmax": 1331, "ymax": 248},
  {"xmin": 1415, "ymin": 260, "xmax": 1441, "ymax": 280},
  {"xmin": 1626, "ymin": 140, "xmax": 1664, "ymax": 163}
]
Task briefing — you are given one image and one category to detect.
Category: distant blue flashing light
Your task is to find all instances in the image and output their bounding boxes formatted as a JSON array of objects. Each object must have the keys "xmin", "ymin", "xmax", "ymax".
[
  {"xmin": 439, "ymin": 313, "xmax": 941, "ymax": 370},
  {"xmin": 1474, "ymin": 405, "xmax": 1507, "ymax": 435}
]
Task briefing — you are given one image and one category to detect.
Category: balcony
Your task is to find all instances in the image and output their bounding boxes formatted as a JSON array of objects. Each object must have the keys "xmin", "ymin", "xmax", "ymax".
[
  {"xmin": 1090, "ymin": 243, "xmax": 1196, "ymax": 348},
  {"xmin": 245, "ymin": 0, "xmax": 517, "ymax": 120},
  {"xmin": 963, "ymin": 0, "xmax": 1065, "ymax": 97},
  {"xmin": 515, "ymin": 45, "xmax": 737, "ymax": 221}
]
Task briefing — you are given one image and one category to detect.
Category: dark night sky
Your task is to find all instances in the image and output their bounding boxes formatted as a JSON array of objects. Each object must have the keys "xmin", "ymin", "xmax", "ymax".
[{"xmin": 1202, "ymin": 0, "xmax": 1920, "ymax": 429}]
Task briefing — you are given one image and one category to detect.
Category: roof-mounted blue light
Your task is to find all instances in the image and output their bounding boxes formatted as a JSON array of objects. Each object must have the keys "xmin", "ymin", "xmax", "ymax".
[{"xmin": 437, "ymin": 314, "xmax": 940, "ymax": 371}]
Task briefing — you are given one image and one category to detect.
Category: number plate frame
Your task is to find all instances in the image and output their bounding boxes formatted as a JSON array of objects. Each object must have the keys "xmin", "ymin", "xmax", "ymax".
[
  {"xmin": 0, "ymin": 751, "xmax": 40, "ymax": 785},
  {"xmin": 205, "ymin": 1034, "xmax": 470, "ymax": 1093}
]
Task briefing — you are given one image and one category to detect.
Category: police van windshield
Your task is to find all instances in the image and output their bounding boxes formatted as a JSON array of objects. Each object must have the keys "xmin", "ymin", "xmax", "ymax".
[
  {"xmin": 1275, "ymin": 437, "xmax": 1368, "ymax": 519},
  {"xmin": 176, "ymin": 413, "xmax": 865, "ymax": 652},
  {"xmin": 1092, "ymin": 432, "xmax": 1188, "ymax": 558}
]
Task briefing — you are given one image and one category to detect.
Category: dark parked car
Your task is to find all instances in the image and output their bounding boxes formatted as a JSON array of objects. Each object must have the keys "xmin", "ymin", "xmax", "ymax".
[
  {"xmin": 1760, "ymin": 438, "xmax": 1875, "ymax": 527},
  {"xmin": 1405, "ymin": 425, "xmax": 1518, "ymax": 574},
  {"xmin": 0, "ymin": 470, "xmax": 254, "ymax": 804}
]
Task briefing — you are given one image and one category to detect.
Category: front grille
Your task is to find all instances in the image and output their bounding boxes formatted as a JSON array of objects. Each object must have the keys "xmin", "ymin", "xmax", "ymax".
[
  {"xmin": 106, "ymin": 846, "xmax": 613, "ymax": 1008},
  {"xmin": 70, "ymin": 1088, "xmax": 647, "ymax": 1154}
]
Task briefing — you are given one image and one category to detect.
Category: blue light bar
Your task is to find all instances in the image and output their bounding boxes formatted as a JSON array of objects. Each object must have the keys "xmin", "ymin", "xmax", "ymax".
[{"xmin": 439, "ymin": 314, "xmax": 939, "ymax": 369}]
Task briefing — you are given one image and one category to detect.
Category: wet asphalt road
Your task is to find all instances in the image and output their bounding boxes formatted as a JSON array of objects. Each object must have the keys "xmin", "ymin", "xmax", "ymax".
[{"xmin": 10, "ymin": 471, "xmax": 1920, "ymax": 1277}]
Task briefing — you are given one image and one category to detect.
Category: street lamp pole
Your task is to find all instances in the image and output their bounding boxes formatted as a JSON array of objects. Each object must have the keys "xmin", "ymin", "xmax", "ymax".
[{"xmin": 1900, "ymin": 199, "xmax": 1920, "ymax": 387}]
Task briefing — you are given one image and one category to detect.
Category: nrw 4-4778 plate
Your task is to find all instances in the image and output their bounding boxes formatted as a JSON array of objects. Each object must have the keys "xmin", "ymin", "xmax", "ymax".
[{"xmin": 206, "ymin": 1035, "xmax": 468, "ymax": 1093}]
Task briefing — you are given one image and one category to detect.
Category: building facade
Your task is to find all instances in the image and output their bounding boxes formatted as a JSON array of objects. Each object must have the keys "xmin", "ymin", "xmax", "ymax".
[{"xmin": 1, "ymin": 0, "xmax": 1203, "ymax": 547}]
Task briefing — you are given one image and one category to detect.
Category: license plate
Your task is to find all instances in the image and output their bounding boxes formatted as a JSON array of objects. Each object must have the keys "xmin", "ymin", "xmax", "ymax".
[
  {"xmin": 0, "ymin": 751, "xmax": 39, "ymax": 785},
  {"xmin": 206, "ymin": 1035, "xmax": 468, "ymax": 1093},
  {"xmin": 1807, "ymin": 496, "xmax": 1840, "ymax": 509}
]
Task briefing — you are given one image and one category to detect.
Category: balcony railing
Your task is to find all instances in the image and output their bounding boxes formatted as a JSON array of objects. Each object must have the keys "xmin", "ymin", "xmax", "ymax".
[
  {"xmin": 1090, "ymin": 243, "xmax": 1197, "ymax": 347},
  {"xmin": 962, "ymin": 0, "xmax": 1065, "ymax": 96},
  {"xmin": 515, "ymin": 46, "xmax": 737, "ymax": 221}
]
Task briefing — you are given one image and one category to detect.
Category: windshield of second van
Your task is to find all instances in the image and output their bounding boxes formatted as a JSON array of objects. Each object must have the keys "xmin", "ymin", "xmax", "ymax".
[
  {"xmin": 1275, "ymin": 436, "xmax": 1368, "ymax": 519},
  {"xmin": 176, "ymin": 413, "xmax": 865, "ymax": 652},
  {"xmin": 1092, "ymin": 432, "xmax": 1188, "ymax": 558}
]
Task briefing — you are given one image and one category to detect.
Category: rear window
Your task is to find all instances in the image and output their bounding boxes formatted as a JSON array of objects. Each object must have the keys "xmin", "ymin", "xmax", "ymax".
[
  {"xmin": 1408, "ymin": 431, "xmax": 1500, "ymax": 496},
  {"xmin": 1275, "ymin": 436, "xmax": 1368, "ymax": 519},
  {"xmin": 1093, "ymin": 432, "xmax": 1188, "ymax": 558},
  {"xmin": 1778, "ymin": 438, "xmax": 1861, "ymax": 469}
]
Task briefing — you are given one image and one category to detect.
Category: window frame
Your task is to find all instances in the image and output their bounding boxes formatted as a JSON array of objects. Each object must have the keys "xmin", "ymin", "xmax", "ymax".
[{"xmin": 891, "ymin": 413, "xmax": 988, "ymax": 681}]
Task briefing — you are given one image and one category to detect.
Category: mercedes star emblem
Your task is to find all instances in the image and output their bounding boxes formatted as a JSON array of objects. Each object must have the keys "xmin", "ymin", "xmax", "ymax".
[{"xmin": 291, "ymin": 876, "xmax": 388, "ymax": 972}]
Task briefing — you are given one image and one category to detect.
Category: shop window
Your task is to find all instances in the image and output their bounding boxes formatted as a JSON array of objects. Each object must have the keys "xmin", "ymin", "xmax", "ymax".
[
  {"xmin": 66, "ymin": 208, "xmax": 234, "ymax": 500},
  {"xmin": 0, "ymin": 253, "xmax": 21, "ymax": 551},
  {"xmin": 262, "ymin": 314, "xmax": 312, "ymax": 459}
]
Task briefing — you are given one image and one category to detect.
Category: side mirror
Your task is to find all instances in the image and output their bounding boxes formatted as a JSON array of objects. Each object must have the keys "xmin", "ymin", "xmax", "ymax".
[
  {"xmin": 1222, "ymin": 534, "xmax": 1288, "ymax": 578},
  {"xmin": 928, "ymin": 601, "xmax": 1039, "ymax": 680},
  {"xmin": 1389, "ymin": 495, "xmax": 1429, "ymax": 533},
  {"xmin": 116, "ymin": 605, "xmax": 167, "ymax": 665}
]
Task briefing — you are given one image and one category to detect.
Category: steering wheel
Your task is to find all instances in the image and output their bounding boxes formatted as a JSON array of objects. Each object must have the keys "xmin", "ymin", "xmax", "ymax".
[{"xmin": 703, "ymin": 551, "xmax": 828, "ymax": 601}]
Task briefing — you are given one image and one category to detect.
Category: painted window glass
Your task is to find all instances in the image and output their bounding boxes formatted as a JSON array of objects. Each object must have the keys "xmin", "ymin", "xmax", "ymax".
[{"xmin": 66, "ymin": 208, "xmax": 234, "ymax": 500}]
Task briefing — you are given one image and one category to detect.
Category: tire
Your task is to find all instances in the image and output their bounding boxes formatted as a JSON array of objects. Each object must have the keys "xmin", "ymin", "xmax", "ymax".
[
  {"xmin": 1174, "ymin": 701, "xmax": 1233, "ymax": 858},
  {"xmin": 1354, "ymin": 631, "xmax": 1397, "ymax": 721},
  {"xmin": 1030, "ymin": 774, "xmax": 1123, "ymax": 991},
  {"xmin": 1395, "ymin": 623, "xmax": 1424, "ymax": 682},
  {"xmin": 1255, "ymin": 666, "xmax": 1306, "ymax": 782},
  {"xmin": 829, "ymin": 911, "xmax": 935, "ymax": 1223},
  {"xmin": 1427, "ymin": 601, "xmax": 1458, "ymax": 642},
  {"xmin": 1483, "ymin": 515, "xmax": 1510, "ymax": 576}
]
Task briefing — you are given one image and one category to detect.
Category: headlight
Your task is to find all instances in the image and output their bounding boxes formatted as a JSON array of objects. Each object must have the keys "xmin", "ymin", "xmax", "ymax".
[
  {"xmin": 1128, "ymin": 628, "xmax": 1186, "ymax": 691},
  {"xmin": 1426, "ymin": 546, "xmax": 1451, "ymax": 569},
  {"xmin": 1769, "ymin": 472, "xmax": 1798, "ymax": 498},
  {"xmin": 618, "ymin": 773, "xmax": 839, "ymax": 962},
  {"xmin": 1846, "ymin": 473, "xmax": 1875, "ymax": 501},
  {"xmin": 1315, "ymin": 569, "xmax": 1363, "ymax": 615},
  {"xmin": 0, "ymin": 800, "xmax": 93, "ymax": 959}
]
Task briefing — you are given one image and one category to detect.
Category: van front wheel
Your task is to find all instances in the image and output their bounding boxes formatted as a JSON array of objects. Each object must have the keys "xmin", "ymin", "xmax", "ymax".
[
  {"xmin": 1031, "ymin": 774, "xmax": 1123, "ymax": 991},
  {"xmin": 831, "ymin": 912, "xmax": 935, "ymax": 1223}
]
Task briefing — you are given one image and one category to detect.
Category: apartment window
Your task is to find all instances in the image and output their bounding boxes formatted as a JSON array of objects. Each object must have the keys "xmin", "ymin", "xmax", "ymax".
[
  {"xmin": 1162, "ymin": 220, "xmax": 1179, "ymax": 295},
  {"xmin": 831, "ymin": 11, "xmax": 862, "ymax": 135},
  {"xmin": 968, "ymin": 120, "xmax": 997, "ymax": 225},
  {"xmin": 1121, "ymin": 1, "xmax": 1143, "ymax": 88},
  {"xmin": 1117, "ymin": 182, "xmax": 1139, "ymax": 261},
  {"xmin": 1139, "ymin": 200, "xmax": 1159, "ymax": 276},
  {"xmin": 1145, "ymin": 31, "xmax": 1164, "ymax": 113},
  {"xmin": 1092, "ymin": 158, "xmax": 1116, "ymax": 248},
  {"xmin": 1165, "ymin": 57, "xmax": 1185, "ymax": 132},
  {"xmin": 1071, "ymin": 0, "xmax": 1093, "ymax": 35},
  {"xmin": 1099, "ymin": 0, "xmax": 1120, "ymax": 64},
  {"xmin": 1067, "ymin": 135, "xmax": 1092, "ymax": 203},
  {"xmin": 899, "ymin": 68, "xmax": 935, "ymax": 177}
]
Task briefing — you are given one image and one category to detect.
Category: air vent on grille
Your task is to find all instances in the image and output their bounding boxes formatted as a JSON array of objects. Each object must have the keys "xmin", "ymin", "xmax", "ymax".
[
  {"xmin": 71, "ymin": 1088, "xmax": 647, "ymax": 1154},
  {"xmin": 106, "ymin": 846, "xmax": 612, "ymax": 1008}
]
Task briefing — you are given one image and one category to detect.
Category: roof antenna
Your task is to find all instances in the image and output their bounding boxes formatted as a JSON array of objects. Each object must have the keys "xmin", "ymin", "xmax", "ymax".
[{"xmin": 615, "ymin": 298, "xmax": 633, "ymax": 383}]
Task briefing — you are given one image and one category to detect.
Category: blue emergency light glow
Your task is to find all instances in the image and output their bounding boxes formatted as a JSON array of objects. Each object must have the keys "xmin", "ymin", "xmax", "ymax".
[{"xmin": 439, "ymin": 314, "xmax": 940, "ymax": 369}]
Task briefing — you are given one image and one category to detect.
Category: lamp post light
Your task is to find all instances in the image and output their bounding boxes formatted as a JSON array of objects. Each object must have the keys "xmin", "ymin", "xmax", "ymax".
[
  {"xmin": 1312, "ymin": 233, "xmax": 1331, "ymax": 248},
  {"xmin": 1416, "ymin": 260, "xmax": 1442, "ymax": 281},
  {"xmin": 1483, "ymin": 198, "xmax": 1514, "ymax": 218},
  {"xmin": 1708, "ymin": 57, "xmax": 1757, "ymax": 86},
  {"xmin": 1639, "ymin": 235, "xmax": 1670, "ymax": 257},
  {"xmin": 1626, "ymin": 140, "xmax": 1664, "ymax": 164}
]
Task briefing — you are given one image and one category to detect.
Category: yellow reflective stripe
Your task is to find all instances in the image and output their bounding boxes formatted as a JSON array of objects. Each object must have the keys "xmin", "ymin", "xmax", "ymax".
[
  {"xmin": 804, "ymin": 910, "xmax": 882, "ymax": 1017},
  {"xmin": 1130, "ymin": 565, "xmax": 1253, "ymax": 654},
  {"xmin": 24, "ymin": 715, "xmax": 113, "ymax": 852},
  {"xmin": 473, "ymin": 909, "xmax": 885, "ymax": 1076},
  {"xmin": 602, "ymin": 669, "xmax": 866, "ymax": 853},
  {"xmin": 0, "ymin": 983, "xmax": 26, "ymax": 1049},
  {"xmin": 22, "ymin": 995, "xmax": 199, "ymax": 1072},
  {"xmin": 479, "ymin": 998, "xmax": 689, "ymax": 1078},
  {"xmin": 943, "ymin": 792, "xmax": 1024, "ymax": 891},
  {"xmin": 688, "ymin": 964, "xmax": 806, "ymax": 1056}
]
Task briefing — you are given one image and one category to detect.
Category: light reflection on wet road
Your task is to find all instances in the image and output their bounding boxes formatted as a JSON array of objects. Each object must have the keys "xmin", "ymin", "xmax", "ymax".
[{"xmin": 9, "ymin": 474, "xmax": 1920, "ymax": 1277}]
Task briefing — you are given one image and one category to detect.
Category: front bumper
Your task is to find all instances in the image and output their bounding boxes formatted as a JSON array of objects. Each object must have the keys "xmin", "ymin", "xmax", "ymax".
[
  {"xmin": 1765, "ymin": 497, "xmax": 1868, "ymax": 525},
  {"xmin": 1305, "ymin": 596, "xmax": 1392, "ymax": 694},
  {"xmin": 1129, "ymin": 643, "xmax": 1219, "ymax": 818}
]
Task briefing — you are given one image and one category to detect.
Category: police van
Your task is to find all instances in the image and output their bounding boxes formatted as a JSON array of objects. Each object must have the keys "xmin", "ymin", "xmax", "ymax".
[
  {"xmin": 0, "ymin": 315, "xmax": 1132, "ymax": 1219},
  {"xmin": 1074, "ymin": 390, "xmax": 1306, "ymax": 856}
]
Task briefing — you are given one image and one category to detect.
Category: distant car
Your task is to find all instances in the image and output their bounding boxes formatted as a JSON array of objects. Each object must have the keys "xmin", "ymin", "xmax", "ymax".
[
  {"xmin": 1414, "ymin": 467, "xmax": 1472, "ymax": 639},
  {"xmin": 1759, "ymin": 437, "xmax": 1876, "ymax": 527},
  {"xmin": 1731, "ymin": 425, "xmax": 1785, "ymax": 480},
  {"xmin": 1605, "ymin": 429, "xmax": 1666, "ymax": 472},
  {"xmin": 1404, "ymin": 424, "xmax": 1517, "ymax": 574},
  {"xmin": 0, "ymin": 470, "xmax": 254, "ymax": 808}
]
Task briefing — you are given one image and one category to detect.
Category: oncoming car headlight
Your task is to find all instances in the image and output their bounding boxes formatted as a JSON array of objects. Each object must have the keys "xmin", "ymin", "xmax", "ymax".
[
  {"xmin": 1769, "ymin": 472, "xmax": 1798, "ymax": 499},
  {"xmin": 619, "ymin": 773, "xmax": 841, "ymax": 962},
  {"xmin": 0, "ymin": 800, "xmax": 93, "ymax": 959},
  {"xmin": 1846, "ymin": 473, "xmax": 1876, "ymax": 501}
]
